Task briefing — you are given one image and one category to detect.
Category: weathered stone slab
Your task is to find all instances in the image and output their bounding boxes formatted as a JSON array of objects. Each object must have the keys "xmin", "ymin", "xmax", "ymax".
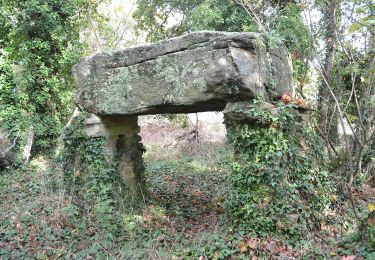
[{"xmin": 73, "ymin": 31, "xmax": 292, "ymax": 116}]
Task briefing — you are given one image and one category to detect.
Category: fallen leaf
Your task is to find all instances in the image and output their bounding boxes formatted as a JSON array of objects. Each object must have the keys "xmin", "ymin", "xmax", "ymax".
[
  {"xmin": 265, "ymin": 241, "xmax": 277, "ymax": 254},
  {"xmin": 30, "ymin": 226, "xmax": 37, "ymax": 248},
  {"xmin": 282, "ymin": 93, "xmax": 293, "ymax": 104},
  {"xmin": 368, "ymin": 203, "xmax": 375, "ymax": 211},
  {"xmin": 238, "ymin": 241, "xmax": 248, "ymax": 253},
  {"xmin": 341, "ymin": 256, "xmax": 356, "ymax": 260},
  {"xmin": 16, "ymin": 222, "xmax": 24, "ymax": 237},
  {"xmin": 246, "ymin": 237, "xmax": 258, "ymax": 250}
]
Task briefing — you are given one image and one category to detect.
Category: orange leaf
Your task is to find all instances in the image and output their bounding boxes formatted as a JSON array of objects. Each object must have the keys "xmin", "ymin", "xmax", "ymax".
[
  {"xmin": 297, "ymin": 96, "xmax": 307, "ymax": 108},
  {"xmin": 281, "ymin": 93, "xmax": 293, "ymax": 104}
]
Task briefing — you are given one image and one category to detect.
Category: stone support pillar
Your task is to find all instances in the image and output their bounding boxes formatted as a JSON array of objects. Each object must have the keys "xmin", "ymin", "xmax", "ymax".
[{"xmin": 85, "ymin": 114, "xmax": 145, "ymax": 197}]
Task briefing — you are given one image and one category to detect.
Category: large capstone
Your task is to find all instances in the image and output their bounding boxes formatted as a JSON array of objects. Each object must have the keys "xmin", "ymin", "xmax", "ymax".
[
  {"xmin": 67, "ymin": 31, "xmax": 295, "ymax": 203},
  {"xmin": 73, "ymin": 31, "xmax": 292, "ymax": 116}
]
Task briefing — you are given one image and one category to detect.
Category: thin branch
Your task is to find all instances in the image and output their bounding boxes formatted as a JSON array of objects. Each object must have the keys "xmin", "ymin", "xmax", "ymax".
[
  {"xmin": 343, "ymin": 113, "xmax": 363, "ymax": 148},
  {"xmin": 114, "ymin": 2, "xmax": 136, "ymax": 48},
  {"xmin": 88, "ymin": 10, "xmax": 102, "ymax": 52},
  {"xmin": 315, "ymin": 123, "xmax": 339, "ymax": 158},
  {"xmin": 313, "ymin": 63, "xmax": 353, "ymax": 171},
  {"xmin": 234, "ymin": 0, "xmax": 267, "ymax": 34}
]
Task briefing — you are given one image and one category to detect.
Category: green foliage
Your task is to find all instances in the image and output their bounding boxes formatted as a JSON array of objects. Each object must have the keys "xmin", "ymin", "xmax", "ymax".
[
  {"xmin": 134, "ymin": 0, "xmax": 311, "ymax": 81},
  {"xmin": 163, "ymin": 113, "xmax": 189, "ymax": 128},
  {"xmin": 0, "ymin": 136, "xmax": 371, "ymax": 258},
  {"xmin": 225, "ymin": 100, "xmax": 335, "ymax": 239},
  {"xmin": 190, "ymin": 0, "xmax": 258, "ymax": 32},
  {"xmin": 0, "ymin": 53, "xmax": 28, "ymax": 166},
  {"xmin": 271, "ymin": 4, "xmax": 311, "ymax": 80},
  {"xmin": 133, "ymin": 0, "xmax": 204, "ymax": 42},
  {"xmin": 146, "ymin": 152, "xmax": 231, "ymax": 223},
  {"xmin": 60, "ymin": 114, "xmax": 141, "ymax": 214},
  {"xmin": 133, "ymin": 0, "xmax": 259, "ymax": 42},
  {"xmin": 0, "ymin": 165, "xmax": 129, "ymax": 258},
  {"xmin": 62, "ymin": 136, "xmax": 127, "ymax": 229},
  {"xmin": 0, "ymin": 0, "xmax": 102, "ymax": 157},
  {"xmin": 0, "ymin": 54, "xmax": 23, "ymax": 136}
]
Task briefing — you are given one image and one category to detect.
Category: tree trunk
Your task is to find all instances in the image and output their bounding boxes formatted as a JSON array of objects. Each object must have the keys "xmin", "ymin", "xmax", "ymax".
[
  {"xmin": 318, "ymin": 0, "xmax": 339, "ymax": 135},
  {"xmin": 22, "ymin": 126, "xmax": 34, "ymax": 164}
]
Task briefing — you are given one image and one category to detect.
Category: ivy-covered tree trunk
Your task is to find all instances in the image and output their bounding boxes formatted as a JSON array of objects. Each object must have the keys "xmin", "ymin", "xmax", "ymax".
[{"xmin": 0, "ymin": 0, "xmax": 102, "ymax": 162}]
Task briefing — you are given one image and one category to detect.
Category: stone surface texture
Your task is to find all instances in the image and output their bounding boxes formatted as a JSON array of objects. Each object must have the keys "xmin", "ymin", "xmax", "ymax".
[
  {"xmin": 101, "ymin": 117, "xmax": 145, "ymax": 195},
  {"xmin": 73, "ymin": 31, "xmax": 292, "ymax": 116},
  {"xmin": 68, "ymin": 31, "xmax": 294, "ymax": 198}
]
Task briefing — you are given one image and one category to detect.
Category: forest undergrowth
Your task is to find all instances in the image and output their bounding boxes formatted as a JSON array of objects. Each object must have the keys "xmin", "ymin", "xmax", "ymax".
[{"xmin": 0, "ymin": 128, "xmax": 373, "ymax": 259}]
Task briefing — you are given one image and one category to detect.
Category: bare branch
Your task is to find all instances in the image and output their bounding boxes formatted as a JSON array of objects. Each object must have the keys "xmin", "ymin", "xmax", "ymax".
[{"xmin": 234, "ymin": 0, "xmax": 267, "ymax": 34}]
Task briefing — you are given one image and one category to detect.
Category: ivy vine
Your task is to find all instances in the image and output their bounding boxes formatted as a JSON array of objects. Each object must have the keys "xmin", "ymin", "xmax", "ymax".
[{"xmin": 225, "ymin": 100, "xmax": 335, "ymax": 240}]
